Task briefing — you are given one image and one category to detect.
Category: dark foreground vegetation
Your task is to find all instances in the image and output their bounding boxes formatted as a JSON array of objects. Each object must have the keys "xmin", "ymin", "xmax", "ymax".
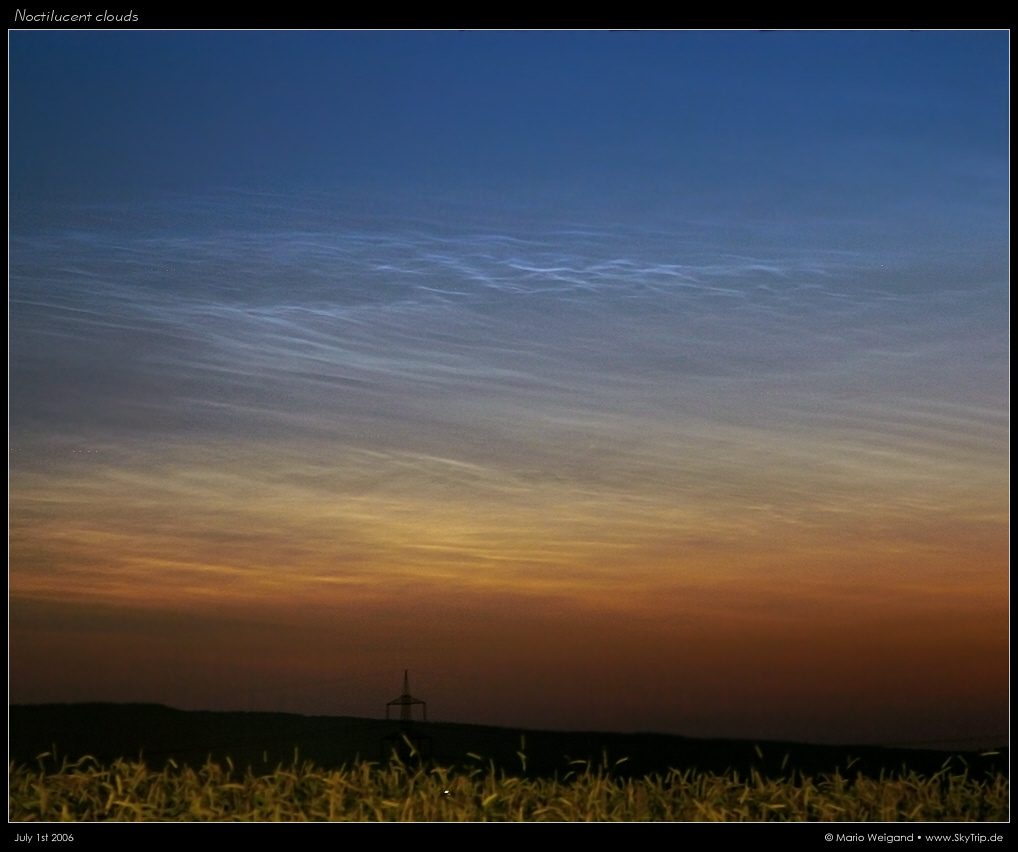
[
  {"xmin": 10, "ymin": 752, "xmax": 1009, "ymax": 822},
  {"xmin": 9, "ymin": 703, "xmax": 1007, "ymax": 781},
  {"xmin": 9, "ymin": 704, "xmax": 1008, "ymax": 821}
]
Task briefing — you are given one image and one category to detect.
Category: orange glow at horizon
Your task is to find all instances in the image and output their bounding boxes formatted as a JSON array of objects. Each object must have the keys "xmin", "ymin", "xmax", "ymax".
[{"xmin": 10, "ymin": 419, "xmax": 1007, "ymax": 745}]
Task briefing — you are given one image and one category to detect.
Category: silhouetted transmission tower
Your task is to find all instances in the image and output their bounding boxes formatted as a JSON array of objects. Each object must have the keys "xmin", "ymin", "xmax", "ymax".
[
  {"xmin": 381, "ymin": 670, "xmax": 431, "ymax": 760},
  {"xmin": 387, "ymin": 670, "xmax": 427, "ymax": 727}
]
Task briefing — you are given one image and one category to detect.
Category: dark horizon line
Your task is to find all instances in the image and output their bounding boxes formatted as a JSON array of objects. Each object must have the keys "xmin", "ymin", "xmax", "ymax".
[{"xmin": 9, "ymin": 700, "xmax": 1008, "ymax": 753}]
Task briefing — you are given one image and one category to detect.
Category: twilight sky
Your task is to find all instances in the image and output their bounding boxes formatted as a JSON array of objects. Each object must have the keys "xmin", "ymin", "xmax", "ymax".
[{"xmin": 9, "ymin": 31, "xmax": 1008, "ymax": 747}]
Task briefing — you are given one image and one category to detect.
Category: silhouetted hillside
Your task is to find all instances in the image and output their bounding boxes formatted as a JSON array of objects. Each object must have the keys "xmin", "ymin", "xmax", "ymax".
[{"xmin": 9, "ymin": 703, "xmax": 1008, "ymax": 782}]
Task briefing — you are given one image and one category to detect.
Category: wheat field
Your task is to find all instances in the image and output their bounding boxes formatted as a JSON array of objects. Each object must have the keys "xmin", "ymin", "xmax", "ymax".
[{"xmin": 8, "ymin": 750, "xmax": 1009, "ymax": 822}]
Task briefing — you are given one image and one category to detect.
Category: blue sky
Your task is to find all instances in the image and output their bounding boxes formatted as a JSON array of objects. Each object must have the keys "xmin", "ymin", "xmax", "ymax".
[{"xmin": 11, "ymin": 31, "xmax": 1007, "ymax": 215}]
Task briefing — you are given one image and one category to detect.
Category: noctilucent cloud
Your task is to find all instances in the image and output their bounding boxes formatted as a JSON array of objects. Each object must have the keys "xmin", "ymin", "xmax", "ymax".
[{"xmin": 9, "ymin": 30, "xmax": 1008, "ymax": 747}]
